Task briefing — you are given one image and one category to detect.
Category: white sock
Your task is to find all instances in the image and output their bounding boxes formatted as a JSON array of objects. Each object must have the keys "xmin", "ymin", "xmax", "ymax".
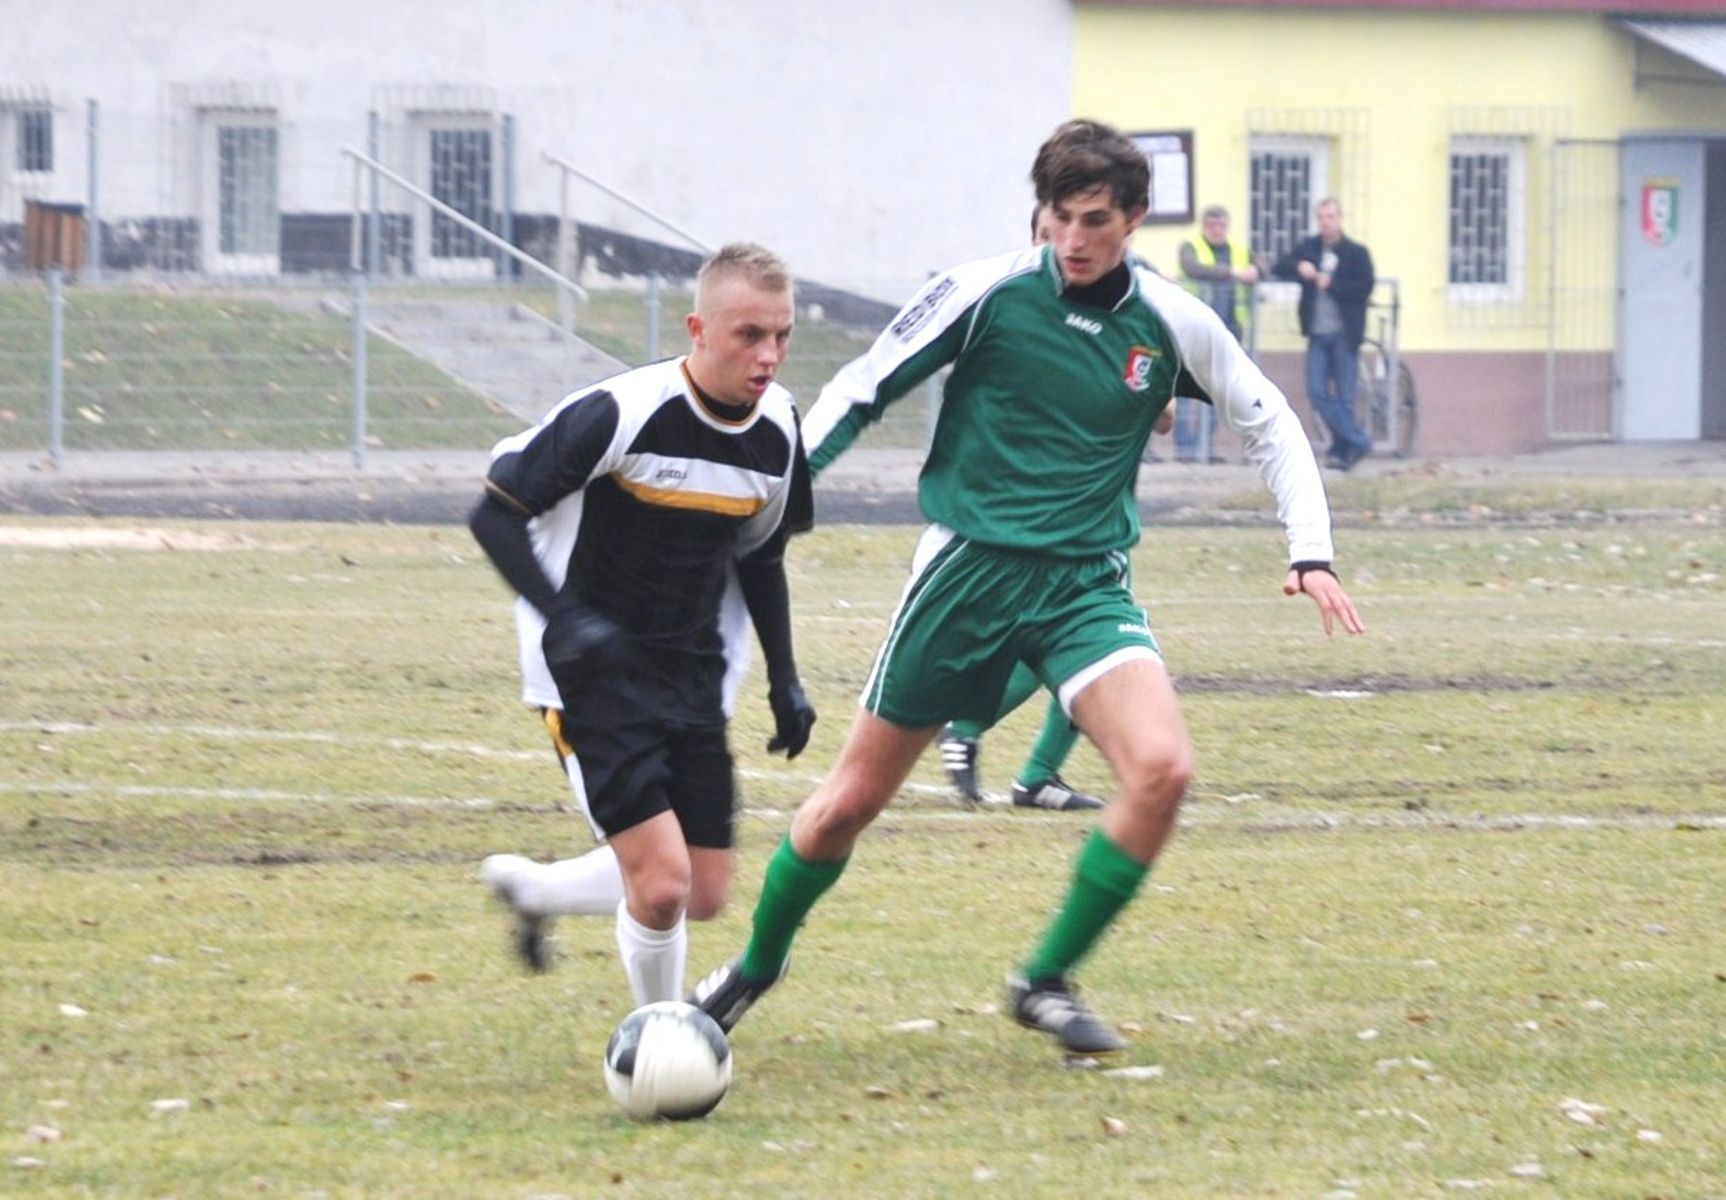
[
  {"xmin": 615, "ymin": 901, "xmax": 687, "ymax": 1006},
  {"xmin": 514, "ymin": 845, "xmax": 625, "ymax": 916}
]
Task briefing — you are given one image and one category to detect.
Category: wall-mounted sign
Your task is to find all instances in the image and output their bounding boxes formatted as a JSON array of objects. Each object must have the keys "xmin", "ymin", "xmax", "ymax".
[
  {"xmin": 1131, "ymin": 131, "xmax": 1194, "ymax": 226},
  {"xmin": 1641, "ymin": 178, "xmax": 1679, "ymax": 247}
]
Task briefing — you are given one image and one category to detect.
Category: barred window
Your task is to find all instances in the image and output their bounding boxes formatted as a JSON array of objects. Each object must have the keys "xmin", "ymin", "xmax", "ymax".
[
  {"xmin": 1249, "ymin": 135, "xmax": 1329, "ymax": 265},
  {"xmin": 1448, "ymin": 137, "xmax": 1525, "ymax": 296},
  {"xmin": 17, "ymin": 109, "xmax": 52, "ymax": 172},
  {"xmin": 216, "ymin": 123, "xmax": 279, "ymax": 258}
]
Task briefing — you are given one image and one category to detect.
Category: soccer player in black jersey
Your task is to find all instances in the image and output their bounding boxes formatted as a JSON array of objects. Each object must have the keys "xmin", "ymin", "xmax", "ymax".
[{"xmin": 470, "ymin": 244, "xmax": 815, "ymax": 1006}]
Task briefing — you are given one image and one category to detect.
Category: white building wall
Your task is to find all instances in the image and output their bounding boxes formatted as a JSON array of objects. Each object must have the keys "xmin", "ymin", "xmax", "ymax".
[{"xmin": 3, "ymin": 0, "xmax": 1073, "ymax": 301}]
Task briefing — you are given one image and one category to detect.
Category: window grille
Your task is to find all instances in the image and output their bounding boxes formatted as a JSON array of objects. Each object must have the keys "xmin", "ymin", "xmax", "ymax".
[{"xmin": 17, "ymin": 109, "xmax": 52, "ymax": 172}]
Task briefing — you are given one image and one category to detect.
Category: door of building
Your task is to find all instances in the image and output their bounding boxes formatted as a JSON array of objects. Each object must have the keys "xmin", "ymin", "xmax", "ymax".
[{"xmin": 1619, "ymin": 136, "xmax": 1715, "ymax": 441}]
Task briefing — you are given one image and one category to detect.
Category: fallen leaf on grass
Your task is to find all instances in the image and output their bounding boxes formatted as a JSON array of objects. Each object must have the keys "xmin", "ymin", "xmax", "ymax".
[
  {"xmin": 1507, "ymin": 1162, "xmax": 1545, "ymax": 1179},
  {"xmin": 1637, "ymin": 1129, "xmax": 1663, "ymax": 1143},
  {"xmin": 1101, "ymin": 1065, "xmax": 1164, "ymax": 1080},
  {"xmin": 1101, "ymin": 1116, "xmax": 1127, "ymax": 1137},
  {"xmin": 889, "ymin": 1018, "xmax": 938, "ymax": 1033},
  {"xmin": 57, "ymin": 1004, "xmax": 87, "ymax": 1019},
  {"xmin": 1559, "ymin": 1097, "xmax": 1608, "ymax": 1126},
  {"xmin": 24, "ymin": 1126, "xmax": 61, "ymax": 1143},
  {"xmin": 149, "ymin": 1099, "xmax": 189, "ymax": 1114}
]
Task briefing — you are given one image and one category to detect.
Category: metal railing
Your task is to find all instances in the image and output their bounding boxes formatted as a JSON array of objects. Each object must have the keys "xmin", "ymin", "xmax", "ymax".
[
  {"xmin": 339, "ymin": 146, "xmax": 590, "ymax": 467},
  {"xmin": 543, "ymin": 152, "xmax": 716, "ymax": 360}
]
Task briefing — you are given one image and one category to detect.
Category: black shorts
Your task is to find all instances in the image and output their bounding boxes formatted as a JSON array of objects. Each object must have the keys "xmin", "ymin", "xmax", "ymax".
[{"xmin": 541, "ymin": 667, "xmax": 735, "ymax": 850}]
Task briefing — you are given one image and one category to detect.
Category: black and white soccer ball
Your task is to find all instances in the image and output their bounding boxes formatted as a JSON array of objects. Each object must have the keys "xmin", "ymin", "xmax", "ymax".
[{"xmin": 603, "ymin": 1000, "xmax": 732, "ymax": 1120}]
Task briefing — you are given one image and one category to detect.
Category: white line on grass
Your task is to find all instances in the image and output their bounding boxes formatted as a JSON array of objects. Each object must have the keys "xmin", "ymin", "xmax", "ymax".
[
  {"xmin": 10, "ymin": 719, "xmax": 1723, "ymax": 820},
  {"xmin": 4, "ymin": 780, "xmax": 1721, "ymax": 832},
  {"xmin": 0, "ymin": 718, "xmax": 896, "ymax": 793}
]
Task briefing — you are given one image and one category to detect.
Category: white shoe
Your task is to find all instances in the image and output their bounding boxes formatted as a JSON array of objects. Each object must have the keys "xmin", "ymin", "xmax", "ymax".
[{"xmin": 478, "ymin": 854, "xmax": 554, "ymax": 973}]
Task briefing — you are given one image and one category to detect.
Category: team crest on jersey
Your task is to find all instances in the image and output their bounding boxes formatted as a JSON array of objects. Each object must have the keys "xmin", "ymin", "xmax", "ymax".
[{"xmin": 1123, "ymin": 345, "xmax": 1160, "ymax": 393}]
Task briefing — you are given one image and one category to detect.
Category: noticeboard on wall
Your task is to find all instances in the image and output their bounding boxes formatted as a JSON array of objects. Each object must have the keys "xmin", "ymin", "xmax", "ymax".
[{"xmin": 1131, "ymin": 130, "xmax": 1194, "ymax": 225}]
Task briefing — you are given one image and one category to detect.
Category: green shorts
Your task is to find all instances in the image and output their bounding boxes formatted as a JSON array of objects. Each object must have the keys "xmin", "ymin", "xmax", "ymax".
[{"xmin": 862, "ymin": 525, "xmax": 1162, "ymax": 729}]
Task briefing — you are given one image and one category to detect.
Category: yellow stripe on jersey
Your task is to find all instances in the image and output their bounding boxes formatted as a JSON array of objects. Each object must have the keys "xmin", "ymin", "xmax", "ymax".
[
  {"xmin": 542, "ymin": 707, "xmax": 574, "ymax": 760},
  {"xmin": 613, "ymin": 474, "xmax": 765, "ymax": 517}
]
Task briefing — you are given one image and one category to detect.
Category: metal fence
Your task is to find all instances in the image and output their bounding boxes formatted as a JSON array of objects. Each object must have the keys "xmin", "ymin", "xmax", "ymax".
[{"xmin": 0, "ymin": 98, "xmax": 934, "ymax": 465}]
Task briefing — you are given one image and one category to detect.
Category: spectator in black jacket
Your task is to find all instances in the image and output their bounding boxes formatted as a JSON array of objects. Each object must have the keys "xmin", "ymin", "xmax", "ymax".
[{"xmin": 1272, "ymin": 198, "xmax": 1376, "ymax": 470}]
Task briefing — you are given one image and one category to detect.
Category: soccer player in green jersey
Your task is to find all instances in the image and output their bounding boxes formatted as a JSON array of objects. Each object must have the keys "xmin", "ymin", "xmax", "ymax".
[
  {"xmin": 692, "ymin": 119, "xmax": 1365, "ymax": 1056},
  {"xmin": 937, "ymin": 204, "xmax": 1175, "ymax": 815}
]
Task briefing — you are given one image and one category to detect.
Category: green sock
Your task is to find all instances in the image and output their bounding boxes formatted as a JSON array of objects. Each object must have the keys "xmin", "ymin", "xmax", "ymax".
[
  {"xmin": 1019, "ymin": 695, "xmax": 1080, "ymax": 785},
  {"xmin": 947, "ymin": 716, "xmax": 986, "ymax": 740},
  {"xmin": 739, "ymin": 836, "xmax": 848, "ymax": 981},
  {"xmin": 1022, "ymin": 828, "xmax": 1149, "ymax": 982}
]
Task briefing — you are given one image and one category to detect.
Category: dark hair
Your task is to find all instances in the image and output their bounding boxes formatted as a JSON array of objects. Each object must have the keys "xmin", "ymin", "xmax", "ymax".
[{"xmin": 1030, "ymin": 119, "xmax": 1149, "ymax": 216}]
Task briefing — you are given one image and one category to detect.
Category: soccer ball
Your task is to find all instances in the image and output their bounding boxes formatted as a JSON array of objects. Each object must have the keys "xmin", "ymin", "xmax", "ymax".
[{"xmin": 603, "ymin": 1000, "xmax": 732, "ymax": 1120}]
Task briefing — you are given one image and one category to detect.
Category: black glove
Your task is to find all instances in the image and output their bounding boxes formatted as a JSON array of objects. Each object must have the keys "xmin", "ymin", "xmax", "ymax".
[
  {"xmin": 541, "ymin": 601, "xmax": 625, "ymax": 670},
  {"xmin": 766, "ymin": 681, "xmax": 816, "ymax": 759}
]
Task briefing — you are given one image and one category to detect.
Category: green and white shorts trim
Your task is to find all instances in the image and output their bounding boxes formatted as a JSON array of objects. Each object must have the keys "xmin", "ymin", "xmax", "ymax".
[{"xmin": 861, "ymin": 524, "xmax": 1162, "ymax": 729}]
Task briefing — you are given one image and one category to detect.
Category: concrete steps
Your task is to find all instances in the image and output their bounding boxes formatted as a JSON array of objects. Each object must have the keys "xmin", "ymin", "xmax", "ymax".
[{"xmin": 335, "ymin": 297, "xmax": 626, "ymax": 424}]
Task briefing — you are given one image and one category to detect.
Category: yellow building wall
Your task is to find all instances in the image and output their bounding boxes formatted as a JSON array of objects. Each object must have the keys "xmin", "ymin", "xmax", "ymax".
[{"xmin": 1076, "ymin": 5, "xmax": 1726, "ymax": 353}]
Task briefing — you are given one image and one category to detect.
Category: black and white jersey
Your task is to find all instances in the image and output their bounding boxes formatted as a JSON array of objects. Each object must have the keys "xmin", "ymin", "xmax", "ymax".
[{"xmin": 486, "ymin": 357, "xmax": 812, "ymax": 714}]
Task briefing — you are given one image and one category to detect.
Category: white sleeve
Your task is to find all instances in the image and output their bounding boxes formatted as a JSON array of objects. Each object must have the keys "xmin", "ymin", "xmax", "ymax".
[
  {"xmin": 803, "ymin": 248, "xmax": 1040, "ymax": 469},
  {"xmin": 1140, "ymin": 271, "xmax": 1335, "ymax": 564}
]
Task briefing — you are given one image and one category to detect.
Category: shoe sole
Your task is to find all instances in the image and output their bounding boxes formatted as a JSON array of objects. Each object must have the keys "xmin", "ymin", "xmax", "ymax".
[
  {"xmin": 1012, "ymin": 1014, "xmax": 1126, "ymax": 1055},
  {"xmin": 1012, "ymin": 797, "xmax": 1106, "ymax": 812}
]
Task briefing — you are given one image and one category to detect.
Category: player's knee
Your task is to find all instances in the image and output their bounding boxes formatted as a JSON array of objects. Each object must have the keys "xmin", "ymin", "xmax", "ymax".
[
  {"xmin": 811, "ymin": 780, "xmax": 891, "ymax": 845},
  {"xmin": 1117, "ymin": 738, "xmax": 1194, "ymax": 805},
  {"xmin": 685, "ymin": 880, "xmax": 729, "ymax": 922},
  {"xmin": 629, "ymin": 869, "xmax": 692, "ymax": 928}
]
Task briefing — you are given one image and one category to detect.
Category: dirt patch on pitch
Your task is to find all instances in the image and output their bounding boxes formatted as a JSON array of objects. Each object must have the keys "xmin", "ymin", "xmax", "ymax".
[
  {"xmin": 0, "ymin": 524, "xmax": 283, "ymax": 552},
  {"xmin": 1174, "ymin": 672, "xmax": 1564, "ymax": 696}
]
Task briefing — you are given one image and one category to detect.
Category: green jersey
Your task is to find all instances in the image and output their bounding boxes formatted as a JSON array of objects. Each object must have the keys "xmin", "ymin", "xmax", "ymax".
[{"xmin": 804, "ymin": 244, "xmax": 1336, "ymax": 564}]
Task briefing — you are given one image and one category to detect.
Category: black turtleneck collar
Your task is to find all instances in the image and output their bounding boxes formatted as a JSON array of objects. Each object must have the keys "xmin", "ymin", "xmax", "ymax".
[
  {"xmin": 683, "ymin": 364, "xmax": 756, "ymax": 423},
  {"xmin": 1061, "ymin": 258, "xmax": 1132, "ymax": 312}
]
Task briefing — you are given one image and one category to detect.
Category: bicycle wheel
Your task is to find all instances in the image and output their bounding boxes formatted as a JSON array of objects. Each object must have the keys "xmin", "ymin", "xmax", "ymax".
[
  {"xmin": 1390, "ymin": 360, "xmax": 1418, "ymax": 457},
  {"xmin": 1356, "ymin": 340, "xmax": 1418, "ymax": 457},
  {"xmin": 1354, "ymin": 339, "xmax": 1390, "ymax": 447}
]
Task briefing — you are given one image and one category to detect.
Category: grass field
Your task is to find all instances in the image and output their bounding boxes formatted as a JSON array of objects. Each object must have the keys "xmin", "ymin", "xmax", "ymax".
[
  {"xmin": 0, "ymin": 282, "xmax": 912, "ymax": 456},
  {"xmin": 0, "ymin": 284, "xmax": 522, "ymax": 454},
  {"xmin": 2, "ymin": 479, "xmax": 1723, "ymax": 1197}
]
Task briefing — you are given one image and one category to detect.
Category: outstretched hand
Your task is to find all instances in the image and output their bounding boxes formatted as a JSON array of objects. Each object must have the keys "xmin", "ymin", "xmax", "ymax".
[
  {"xmin": 1284, "ymin": 568, "xmax": 1365, "ymax": 637},
  {"xmin": 766, "ymin": 681, "xmax": 817, "ymax": 759}
]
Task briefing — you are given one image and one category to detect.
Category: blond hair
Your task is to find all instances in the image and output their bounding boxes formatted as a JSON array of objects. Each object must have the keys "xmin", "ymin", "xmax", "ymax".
[{"xmin": 695, "ymin": 243, "xmax": 792, "ymax": 310}]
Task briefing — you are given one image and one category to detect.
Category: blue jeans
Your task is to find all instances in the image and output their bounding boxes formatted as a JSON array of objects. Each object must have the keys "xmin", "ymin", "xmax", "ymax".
[
  {"xmin": 1171, "ymin": 395, "xmax": 1215, "ymax": 461},
  {"xmin": 1305, "ymin": 333, "xmax": 1371, "ymax": 462}
]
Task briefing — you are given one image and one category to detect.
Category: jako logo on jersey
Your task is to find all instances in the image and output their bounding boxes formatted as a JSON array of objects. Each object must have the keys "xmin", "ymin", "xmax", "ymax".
[
  {"xmin": 1123, "ymin": 345, "xmax": 1160, "ymax": 393},
  {"xmin": 1117, "ymin": 621, "xmax": 1152, "ymax": 636},
  {"xmin": 1064, "ymin": 312, "xmax": 1103, "ymax": 336},
  {"xmin": 891, "ymin": 276, "xmax": 957, "ymax": 340},
  {"xmin": 655, "ymin": 465, "xmax": 688, "ymax": 482}
]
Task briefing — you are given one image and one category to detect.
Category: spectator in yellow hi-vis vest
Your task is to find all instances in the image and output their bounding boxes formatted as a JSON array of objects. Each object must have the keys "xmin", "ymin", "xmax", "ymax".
[{"xmin": 1177, "ymin": 204, "xmax": 1260, "ymax": 464}]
